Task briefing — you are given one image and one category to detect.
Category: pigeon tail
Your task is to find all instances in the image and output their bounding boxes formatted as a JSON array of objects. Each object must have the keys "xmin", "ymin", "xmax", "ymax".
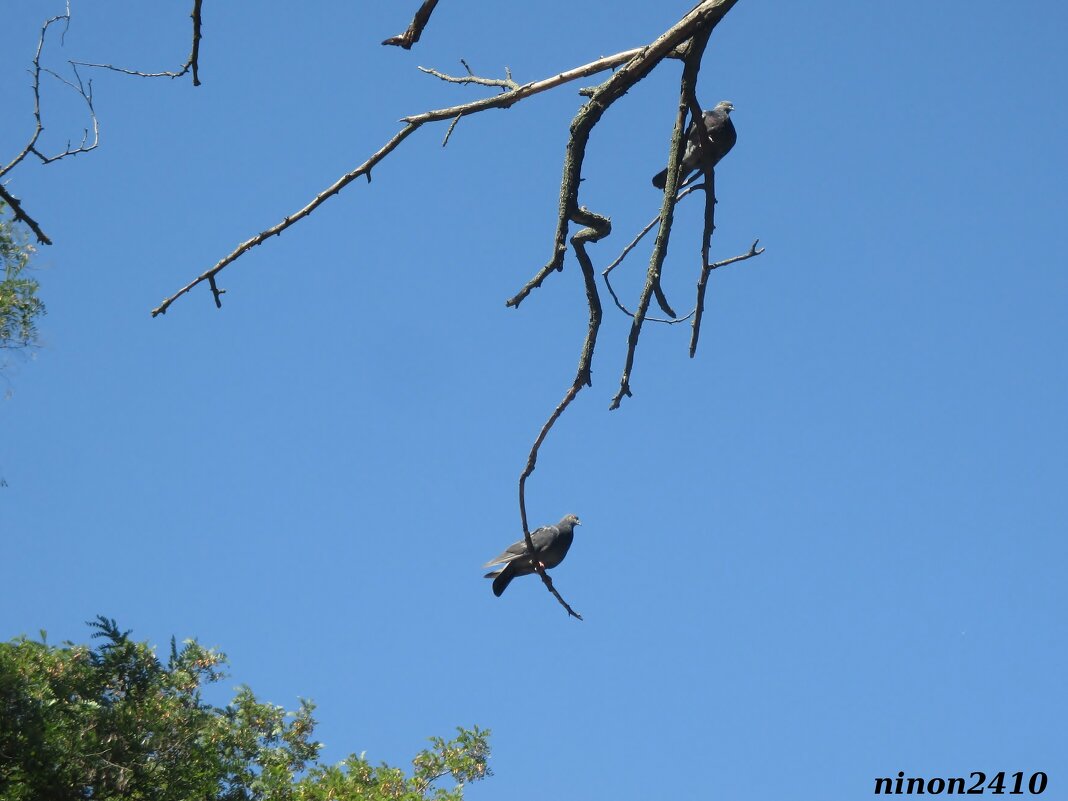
[
  {"xmin": 651, "ymin": 168, "xmax": 669, "ymax": 190},
  {"xmin": 491, "ymin": 562, "xmax": 517, "ymax": 597}
]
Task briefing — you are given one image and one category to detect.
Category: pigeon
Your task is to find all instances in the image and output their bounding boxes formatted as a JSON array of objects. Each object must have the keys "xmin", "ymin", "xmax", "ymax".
[
  {"xmin": 483, "ymin": 514, "xmax": 581, "ymax": 597},
  {"xmin": 651, "ymin": 100, "xmax": 736, "ymax": 189}
]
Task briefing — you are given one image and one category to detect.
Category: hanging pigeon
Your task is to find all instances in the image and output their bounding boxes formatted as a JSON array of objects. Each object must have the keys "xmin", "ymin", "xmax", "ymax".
[
  {"xmin": 652, "ymin": 100, "xmax": 736, "ymax": 189},
  {"xmin": 483, "ymin": 514, "xmax": 581, "ymax": 597}
]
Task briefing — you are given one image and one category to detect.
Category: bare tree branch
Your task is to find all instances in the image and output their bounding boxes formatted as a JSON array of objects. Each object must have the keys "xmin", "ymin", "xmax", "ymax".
[
  {"xmin": 188, "ymin": 0, "xmax": 203, "ymax": 85},
  {"xmin": 73, "ymin": 0, "xmax": 204, "ymax": 86},
  {"xmin": 603, "ymin": 219, "xmax": 763, "ymax": 329},
  {"xmin": 382, "ymin": 0, "xmax": 441, "ymax": 50},
  {"xmin": 207, "ymin": 274, "xmax": 225, "ymax": 309},
  {"xmin": 0, "ymin": 185, "xmax": 52, "ymax": 246},
  {"xmin": 421, "ymin": 60, "xmax": 518, "ymax": 145},
  {"xmin": 3, "ymin": 4, "xmax": 74, "ymax": 176},
  {"xmin": 609, "ymin": 28, "xmax": 714, "ymax": 410},
  {"xmin": 602, "ymin": 179, "xmax": 706, "ymax": 322},
  {"xmin": 419, "ymin": 60, "xmax": 518, "ymax": 92},
  {"xmin": 1, "ymin": 2, "xmax": 99, "ymax": 245},
  {"xmin": 505, "ymin": 0, "xmax": 739, "ymax": 310},
  {"xmin": 150, "ymin": 46, "xmax": 644, "ymax": 316},
  {"xmin": 533, "ymin": 565, "xmax": 584, "ymax": 620},
  {"xmin": 152, "ymin": 122, "xmax": 417, "ymax": 315},
  {"xmin": 689, "ymin": 239, "xmax": 764, "ymax": 357},
  {"xmin": 402, "ymin": 48, "xmax": 643, "ymax": 125},
  {"xmin": 681, "ymin": 83, "xmax": 724, "ymax": 349},
  {"xmin": 30, "ymin": 64, "xmax": 99, "ymax": 165},
  {"xmin": 145, "ymin": 2, "xmax": 752, "ymax": 615},
  {"xmin": 154, "ymin": 2, "xmax": 742, "ymax": 316},
  {"xmin": 516, "ymin": 205, "xmax": 608, "ymax": 621}
]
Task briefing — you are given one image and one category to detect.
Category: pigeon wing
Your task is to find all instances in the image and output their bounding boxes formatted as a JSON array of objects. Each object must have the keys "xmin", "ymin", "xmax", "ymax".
[{"xmin": 482, "ymin": 524, "xmax": 559, "ymax": 568}]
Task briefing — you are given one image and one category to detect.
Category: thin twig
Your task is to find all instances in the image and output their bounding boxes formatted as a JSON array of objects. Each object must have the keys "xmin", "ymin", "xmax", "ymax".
[
  {"xmin": 402, "ymin": 49, "xmax": 643, "ymax": 125},
  {"xmin": 604, "ymin": 238, "xmax": 763, "ymax": 327},
  {"xmin": 72, "ymin": 0, "xmax": 204, "ymax": 85},
  {"xmin": 441, "ymin": 115, "xmax": 462, "ymax": 146},
  {"xmin": 32, "ymin": 64, "xmax": 98, "ymax": 165},
  {"xmin": 153, "ymin": 123, "xmax": 419, "ymax": 315},
  {"xmin": 207, "ymin": 274, "xmax": 224, "ymax": 308},
  {"xmin": 1, "ymin": 2, "xmax": 98, "ymax": 245},
  {"xmin": 601, "ymin": 180, "xmax": 705, "ymax": 321},
  {"xmin": 151, "ymin": 46, "xmax": 644, "ymax": 315},
  {"xmin": 419, "ymin": 62, "xmax": 518, "ymax": 92},
  {"xmin": 604, "ymin": 284, "xmax": 697, "ymax": 324},
  {"xmin": 689, "ymin": 239, "xmax": 764, "ymax": 356},
  {"xmin": 2, "ymin": 3, "xmax": 77, "ymax": 177},
  {"xmin": 533, "ymin": 566, "xmax": 584, "ymax": 621},
  {"xmin": 604, "ymin": 180, "xmax": 705, "ymax": 277},
  {"xmin": 382, "ymin": 0, "xmax": 441, "ymax": 50},
  {"xmin": 70, "ymin": 62, "xmax": 189, "ymax": 79}
]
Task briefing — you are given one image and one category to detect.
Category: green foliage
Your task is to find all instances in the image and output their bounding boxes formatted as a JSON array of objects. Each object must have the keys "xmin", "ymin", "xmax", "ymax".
[
  {"xmin": 0, "ymin": 202, "xmax": 45, "ymax": 351},
  {"xmin": 0, "ymin": 617, "xmax": 491, "ymax": 801},
  {"xmin": 294, "ymin": 726, "xmax": 492, "ymax": 801}
]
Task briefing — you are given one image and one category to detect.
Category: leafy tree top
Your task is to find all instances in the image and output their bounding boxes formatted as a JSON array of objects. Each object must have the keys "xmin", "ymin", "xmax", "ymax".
[{"xmin": 0, "ymin": 616, "xmax": 490, "ymax": 801}]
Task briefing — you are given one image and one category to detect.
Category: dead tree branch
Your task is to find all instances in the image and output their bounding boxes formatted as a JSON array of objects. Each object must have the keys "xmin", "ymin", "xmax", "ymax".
[
  {"xmin": 147, "ymin": 2, "xmax": 749, "ymax": 615},
  {"xmin": 602, "ymin": 179, "xmax": 705, "ymax": 322},
  {"xmin": 533, "ymin": 565, "xmax": 584, "ymax": 621},
  {"xmin": 383, "ymin": 0, "xmax": 441, "ymax": 50},
  {"xmin": 603, "ymin": 222, "xmax": 763, "ymax": 329},
  {"xmin": 1, "ymin": 2, "xmax": 99, "ymax": 245},
  {"xmin": 419, "ymin": 60, "xmax": 518, "ymax": 92},
  {"xmin": 189, "ymin": 0, "xmax": 203, "ymax": 85},
  {"xmin": 504, "ymin": 0, "xmax": 739, "ymax": 310},
  {"xmin": 73, "ymin": 0, "xmax": 204, "ymax": 86},
  {"xmin": 609, "ymin": 28, "xmax": 714, "ymax": 410},
  {"xmin": 151, "ymin": 121, "xmax": 414, "ymax": 315},
  {"xmin": 516, "ymin": 205, "xmax": 608, "ymax": 620},
  {"xmin": 30, "ymin": 64, "xmax": 98, "ymax": 165},
  {"xmin": 689, "ymin": 238, "xmax": 764, "ymax": 356},
  {"xmin": 0, "ymin": 185, "xmax": 51, "ymax": 246},
  {"xmin": 153, "ymin": 2, "xmax": 740, "ymax": 316},
  {"xmin": 150, "ymin": 45, "xmax": 645, "ymax": 316}
]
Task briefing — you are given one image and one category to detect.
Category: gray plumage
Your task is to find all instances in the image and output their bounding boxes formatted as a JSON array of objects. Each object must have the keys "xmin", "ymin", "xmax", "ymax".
[
  {"xmin": 651, "ymin": 100, "xmax": 736, "ymax": 189},
  {"xmin": 483, "ymin": 514, "xmax": 581, "ymax": 597}
]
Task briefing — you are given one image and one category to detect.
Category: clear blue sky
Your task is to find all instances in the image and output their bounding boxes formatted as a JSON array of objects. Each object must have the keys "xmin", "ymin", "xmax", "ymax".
[{"xmin": 2, "ymin": 2, "xmax": 1066, "ymax": 798}]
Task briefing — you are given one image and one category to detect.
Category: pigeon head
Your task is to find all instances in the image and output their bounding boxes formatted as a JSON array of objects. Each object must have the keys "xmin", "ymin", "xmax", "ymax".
[
  {"xmin": 714, "ymin": 100, "xmax": 735, "ymax": 115},
  {"xmin": 561, "ymin": 514, "xmax": 581, "ymax": 528}
]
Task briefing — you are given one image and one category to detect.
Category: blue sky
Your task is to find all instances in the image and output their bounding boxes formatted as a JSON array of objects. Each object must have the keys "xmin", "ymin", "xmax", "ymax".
[{"xmin": 2, "ymin": 2, "xmax": 1066, "ymax": 798}]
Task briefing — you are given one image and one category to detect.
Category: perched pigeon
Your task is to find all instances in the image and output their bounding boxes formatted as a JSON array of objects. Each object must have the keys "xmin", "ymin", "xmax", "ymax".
[
  {"xmin": 651, "ymin": 100, "xmax": 736, "ymax": 189},
  {"xmin": 483, "ymin": 514, "xmax": 581, "ymax": 597}
]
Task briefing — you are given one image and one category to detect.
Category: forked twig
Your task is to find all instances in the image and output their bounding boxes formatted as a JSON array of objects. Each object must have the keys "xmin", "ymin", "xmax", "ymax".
[
  {"xmin": 602, "ymin": 180, "xmax": 705, "ymax": 322},
  {"xmin": 1, "ymin": 2, "xmax": 99, "ymax": 245},
  {"xmin": 689, "ymin": 239, "xmax": 764, "ymax": 356},
  {"xmin": 151, "ymin": 45, "xmax": 646, "ymax": 315},
  {"xmin": 72, "ymin": 0, "xmax": 204, "ymax": 86}
]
